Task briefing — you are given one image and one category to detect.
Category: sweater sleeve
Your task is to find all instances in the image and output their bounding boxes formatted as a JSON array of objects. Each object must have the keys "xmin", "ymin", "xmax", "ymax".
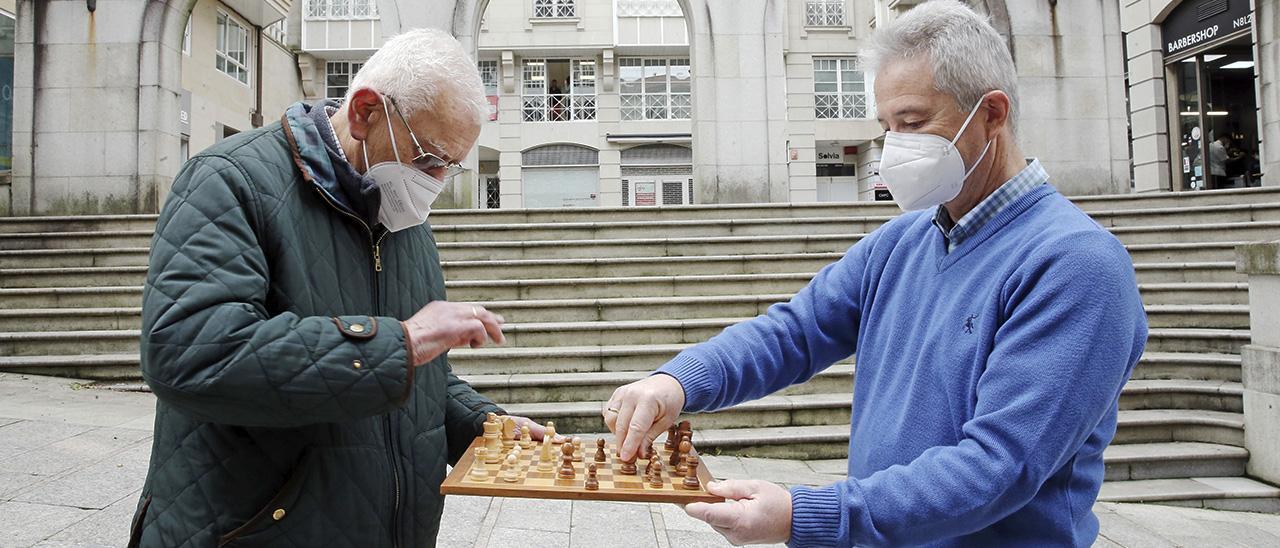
[
  {"xmin": 656, "ymin": 231, "xmax": 876, "ymax": 412},
  {"xmin": 140, "ymin": 155, "xmax": 415, "ymax": 428},
  {"xmin": 787, "ymin": 232, "xmax": 1148, "ymax": 547}
]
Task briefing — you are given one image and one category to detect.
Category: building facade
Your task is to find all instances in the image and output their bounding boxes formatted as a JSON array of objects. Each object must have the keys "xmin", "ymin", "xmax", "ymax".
[{"xmin": 0, "ymin": 0, "xmax": 1275, "ymax": 215}]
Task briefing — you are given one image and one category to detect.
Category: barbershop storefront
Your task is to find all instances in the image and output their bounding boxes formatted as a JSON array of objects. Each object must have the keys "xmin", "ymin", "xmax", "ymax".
[{"xmin": 1161, "ymin": 0, "xmax": 1263, "ymax": 190}]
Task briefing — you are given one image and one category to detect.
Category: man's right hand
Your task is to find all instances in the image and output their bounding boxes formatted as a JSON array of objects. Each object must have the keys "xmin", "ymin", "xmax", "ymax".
[
  {"xmin": 401, "ymin": 302, "xmax": 505, "ymax": 367},
  {"xmin": 603, "ymin": 374, "xmax": 687, "ymax": 462}
]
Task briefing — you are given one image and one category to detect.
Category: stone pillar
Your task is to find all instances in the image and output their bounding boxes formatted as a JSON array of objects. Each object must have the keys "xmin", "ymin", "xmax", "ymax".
[
  {"xmin": 1237, "ymin": 240, "xmax": 1280, "ymax": 485},
  {"xmin": 1257, "ymin": 0, "xmax": 1279, "ymax": 186},
  {"xmin": 1120, "ymin": 0, "xmax": 1173, "ymax": 193}
]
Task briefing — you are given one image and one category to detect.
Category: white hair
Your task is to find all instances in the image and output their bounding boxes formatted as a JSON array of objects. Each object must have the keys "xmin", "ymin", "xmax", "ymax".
[
  {"xmin": 862, "ymin": 0, "xmax": 1019, "ymax": 129},
  {"xmin": 346, "ymin": 28, "xmax": 488, "ymax": 126}
]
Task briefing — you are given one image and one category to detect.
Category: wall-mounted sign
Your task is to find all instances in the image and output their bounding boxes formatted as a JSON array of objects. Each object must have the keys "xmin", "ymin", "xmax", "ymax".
[
  {"xmin": 179, "ymin": 90, "xmax": 191, "ymax": 137},
  {"xmin": 1161, "ymin": 0, "xmax": 1252, "ymax": 57},
  {"xmin": 487, "ymin": 95, "xmax": 498, "ymax": 121}
]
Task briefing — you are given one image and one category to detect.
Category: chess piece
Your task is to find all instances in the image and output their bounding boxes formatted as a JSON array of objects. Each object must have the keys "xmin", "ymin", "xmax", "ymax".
[
  {"xmin": 675, "ymin": 440, "xmax": 692, "ymax": 476},
  {"xmin": 545, "ymin": 421, "xmax": 558, "ymax": 444},
  {"xmin": 502, "ymin": 417, "xmax": 518, "ymax": 450},
  {"xmin": 572, "ymin": 437, "xmax": 584, "ymax": 462},
  {"xmin": 520, "ymin": 425, "xmax": 533, "ymax": 449},
  {"xmin": 642, "ymin": 442, "xmax": 654, "ymax": 461},
  {"xmin": 557, "ymin": 443, "xmax": 576, "ymax": 479},
  {"xmin": 538, "ymin": 437, "xmax": 554, "ymax": 472},
  {"xmin": 664, "ymin": 424, "xmax": 679, "ymax": 451},
  {"xmin": 502, "ymin": 454, "xmax": 521, "ymax": 483},
  {"xmin": 470, "ymin": 448, "xmax": 488, "ymax": 480},
  {"xmin": 594, "ymin": 438, "xmax": 607, "ymax": 463},
  {"xmin": 483, "ymin": 414, "xmax": 503, "ymax": 457},
  {"xmin": 585, "ymin": 463, "xmax": 599, "ymax": 490},
  {"xmin": 682, "ymin": 455, "xmax": 701, "ymax": 490},
  {"xmin": 648, "ymin": 460, "xmax": 664, "ymax": 488},
  {"xmin": 620, "ymin": 454, "xmax": 637, "ymax": 475}
]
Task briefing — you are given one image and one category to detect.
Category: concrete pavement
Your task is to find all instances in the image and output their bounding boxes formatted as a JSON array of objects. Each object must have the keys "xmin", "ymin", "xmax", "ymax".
[{"xmin": 2, "ymin": 372, "xmax": 1279, "ymax": 548}]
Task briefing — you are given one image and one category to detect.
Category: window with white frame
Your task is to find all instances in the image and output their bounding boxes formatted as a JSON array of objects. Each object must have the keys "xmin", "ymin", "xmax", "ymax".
[
  {"xmin": 806, "ymin": 1, "xmax": 847, "ymax": 26},
  {"xmin": 216, "ymin": 11, "xmax": 250, "ymax": 85},
  {"xmin": 814, "ymin": 57, "xmax": 867, "ymax": 119},
  {"xmin": 265, "ymin": 19, "xmax": 287, "ymax": 45},
  {"xmin": 533, "ymin": 0, "xmax": 576, "ymax": 18},
  {"xmin": 305, "ymin": 0, "xmax": 378, "ymax": 19},
  {"xmin": 619, "ymin": 58, "xmax": 691, "ymax": 121},
  {"xmin": 521, "ymin": 59, "xmax": 596, "ymax": 122},
  {"xmin": 326, "ymin": 61, "xmax": 363, "ymax": 100},
  {"xmin": 479, "ymin": 60, "xmax": 499, "ymax": 97}
]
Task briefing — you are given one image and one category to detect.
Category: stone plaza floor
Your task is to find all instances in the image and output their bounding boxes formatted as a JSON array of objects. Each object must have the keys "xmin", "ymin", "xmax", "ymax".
[{"xmin": 2, "ymin": 372, "xmax": 1279, "ymax": 548}]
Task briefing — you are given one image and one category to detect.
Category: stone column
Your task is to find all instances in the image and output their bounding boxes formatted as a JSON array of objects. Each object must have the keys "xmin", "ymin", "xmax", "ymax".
[
  {"xmin": 1120, "ymin": 0, "xmax": 1173, "ymax": 193},
  {"xmin": 1237, "ymin": 240, "xmax": 1280, "ymax": 485},
  {"xmin": 1257, "ymin": 0, "xmax": 1279, "ymax": 186}
]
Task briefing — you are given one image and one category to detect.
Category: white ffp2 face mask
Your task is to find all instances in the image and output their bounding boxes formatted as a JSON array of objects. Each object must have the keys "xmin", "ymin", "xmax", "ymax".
[
  {"xmin": 363, "ymin": 97, "xmax": 446, "ymax": 232},
  {"xmin": 878, "ymin": 97, "xmax": 994, "ymax": 211}
]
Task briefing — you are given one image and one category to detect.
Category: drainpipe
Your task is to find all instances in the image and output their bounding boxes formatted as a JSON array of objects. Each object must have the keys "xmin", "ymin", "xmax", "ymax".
[{"xmin": 252, "ymin": 24, "xmax": 263, "ymax": 127}]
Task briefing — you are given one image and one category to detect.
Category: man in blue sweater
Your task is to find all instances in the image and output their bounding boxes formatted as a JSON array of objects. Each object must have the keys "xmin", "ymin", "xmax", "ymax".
[{"xmin": 602, "ymin": 2, "xmax": 1148, "ymax": 546}]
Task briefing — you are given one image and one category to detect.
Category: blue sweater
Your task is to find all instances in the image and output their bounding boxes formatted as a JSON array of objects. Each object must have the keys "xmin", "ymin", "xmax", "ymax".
[{"xmin": 659, "ymin": 184, "xmax": 1148, "ymax": 547}]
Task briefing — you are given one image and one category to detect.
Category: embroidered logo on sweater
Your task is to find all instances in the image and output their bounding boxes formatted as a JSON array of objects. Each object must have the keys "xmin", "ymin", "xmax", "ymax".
[{"xmin": 963, "ymin": 314, "xmax": 979, "ymax": 334}]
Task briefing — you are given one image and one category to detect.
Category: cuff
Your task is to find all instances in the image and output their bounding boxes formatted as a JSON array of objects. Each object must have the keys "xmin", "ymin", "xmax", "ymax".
[
  {"xmin": 654, "ymin": 353, "xmax": 718, "ymax": 412},
  {"xmin": 789, "ymin": 484, "xmax": 843, "ymax": 548}
]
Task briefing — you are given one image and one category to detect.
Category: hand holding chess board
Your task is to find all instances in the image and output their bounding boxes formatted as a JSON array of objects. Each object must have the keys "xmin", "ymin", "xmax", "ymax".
[{"xmin": 441, "ymin": 415, "xmax": 722, "ymax": 504}]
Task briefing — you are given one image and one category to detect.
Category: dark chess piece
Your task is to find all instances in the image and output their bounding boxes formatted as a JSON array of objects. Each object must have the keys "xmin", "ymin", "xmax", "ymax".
[
  {"xmin": 585, "ymin": 463, "xmax": 600, "ymax": 490},
  {"xmin": 676, "ymin": 440, "xmax": 692, "ymax": 476},
  {"xmin": 664, "ymin": 424, "xmax": 679, "ymax": 451},
  {"xmin": 557, "ymin": 442, "xmax": 576, "ymax": 479},
  {"xmin": 683, "ymin": 455, "xmax": 701, "ymax": 490},
  {"xmin": 649, "ymin": 460, "xmax": 664, "ymax": 488},
  {"xmin": 594, "ymin": 438, "xmax": 607, "ymax": 463},
  {"xmin": 621, "ymin": 454, "xmax": 637, "ymax": 475}
]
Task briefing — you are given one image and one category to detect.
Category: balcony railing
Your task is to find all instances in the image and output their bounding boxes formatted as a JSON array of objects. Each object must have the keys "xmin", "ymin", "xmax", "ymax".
[{"xmin": 522, "ymin": 94, "xmax": 597, "ymax": 122}]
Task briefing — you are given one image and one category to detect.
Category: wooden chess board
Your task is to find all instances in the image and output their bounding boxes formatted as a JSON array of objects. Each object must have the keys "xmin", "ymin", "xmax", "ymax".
[{"xmin": 441, "ymin": 436, "xmax": 722, "ymax": 504}]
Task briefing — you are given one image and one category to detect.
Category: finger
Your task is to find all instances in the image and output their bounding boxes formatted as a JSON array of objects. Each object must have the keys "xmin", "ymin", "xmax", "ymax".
[
  {"xmin": 478, "ymin": 315, "xmax": 506, "ymax": 345},
  {"xmin": 613, "ymin": 395, "xmax": 640, "ymax": 460},
  {"xmin": 710, "ymin": 526, "xmax": 743, "ymax": 546},
  {"xmin": 685, "ymin": 500, "xmax": 743, "ymax": 530},
  {"xmin": 467, "ymin": 321, "xmax": 488, "ymax": 348},
  {"xmin": 705, "ymin": 480, "xmax": 760, "ymax": 501},
  {"xmin": 620, "ymin": 398, "xmax": 659, "ymax": 462},
  {"xmin": 602, "ymin": 390, "xmax": 623, "ymax": 433}
]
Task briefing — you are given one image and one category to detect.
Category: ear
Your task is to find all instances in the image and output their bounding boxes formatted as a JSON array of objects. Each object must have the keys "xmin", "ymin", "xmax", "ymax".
[
  {"xmin": 345, "ymin": 87, "xmax": 384, "ymax": 142},
  {"xmin": 980, "ymin": 90, "xmax": 1013, "ymax": 139}
]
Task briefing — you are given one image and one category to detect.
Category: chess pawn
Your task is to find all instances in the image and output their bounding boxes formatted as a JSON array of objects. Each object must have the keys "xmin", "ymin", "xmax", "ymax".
[
  {"xmin": 545, "ymin": 421, "xmax": 558, "ymax": 444},
  {"xmin": 664, "ymin": 424, "xmax": 679, "ymax": 451},
  {"xmin": 585, "ymin": 463, "xmax": 599, "ymax": 491},
  {"xmin": 675, "ymin": 440, "xmax": 692, "ymax": 475},
  {"xmin": 502, "ymin": 454, "xmax": 521, "ymax": 483},
  {"xmin": 620, "ymin": 454, "xmax": 637, "ymax": 475},
  {"xmin": 537, "ymin": 437, "xmax": 554, "ymax": 472},
  {"xmin": 572, "ymin": 437, "xmax": 584, "ymax": 462},
  {"xmin": 648, "ymin": 460, "xmax": 664, "ymax": 488},
  {"xmin": 470, "ymin": 448, "xmax": 489, "ymax": 480},
  {"xmin": 557, "ymin": 443, "xmax": 576, "ymax": 479},
  {"xmin": 520, "ymin": 425, "xmax": 533, "ymax": 449},
  {"xmin": 594, "ymin": 438, "xmax": 607, "ymax": 463},
  {"xmin": 682, "ymin": 455, "xmax": 701, "ymax": 490}
]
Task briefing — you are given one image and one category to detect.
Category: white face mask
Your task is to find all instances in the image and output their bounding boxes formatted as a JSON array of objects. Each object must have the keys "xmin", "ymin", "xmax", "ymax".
[
  {"xmin": 878, "ymin": 97, "xmax": 994, "ymax": 211},
  {"xmin": 363, "ymin": 98, "xmax": 446, "ymax": 232}
]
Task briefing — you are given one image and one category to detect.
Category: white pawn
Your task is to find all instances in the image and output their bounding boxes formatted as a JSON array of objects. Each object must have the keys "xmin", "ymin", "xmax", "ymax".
[
  {"xmin": 520, "ymin": 425, "xmax": 534, "ymax": 449},
  {"xmin": 572, "ymin": 436, "xmax": 584, "ymax": 462},
  {"xmin": 470, "ymin": 447, "xmax": 489, "ymax": 480},
  {"xmin": 503, "ymin": 454, "xmax": 521, "ymax": 483}
]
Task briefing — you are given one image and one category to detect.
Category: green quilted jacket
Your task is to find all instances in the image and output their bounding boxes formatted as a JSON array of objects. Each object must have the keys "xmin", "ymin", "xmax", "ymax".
[{"xmin": 128, "ymin": 103, "xmax": 502, "ymax": 547}]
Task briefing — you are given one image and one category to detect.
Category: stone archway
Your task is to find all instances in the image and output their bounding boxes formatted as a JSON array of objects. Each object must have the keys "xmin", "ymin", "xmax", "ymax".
[{"xmin": 137, "ymin": 0, "xmax": 197, "ymax": 212}]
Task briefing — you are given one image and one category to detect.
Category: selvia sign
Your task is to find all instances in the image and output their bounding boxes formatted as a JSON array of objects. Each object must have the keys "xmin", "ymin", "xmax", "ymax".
[{"xmin": 1161, "ymin": 0, "xmax": 1252, "ymax": 57}]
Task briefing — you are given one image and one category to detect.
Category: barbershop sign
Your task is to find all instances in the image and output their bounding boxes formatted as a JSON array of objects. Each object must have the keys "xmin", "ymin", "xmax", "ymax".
[{"xmin": 1162, "ymin": 0, "xmax": 1252, "ymax": 57}]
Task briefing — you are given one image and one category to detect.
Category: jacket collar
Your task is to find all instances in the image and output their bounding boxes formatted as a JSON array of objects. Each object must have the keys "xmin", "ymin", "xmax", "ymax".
[{"xmin": 282, "ymin": 101, "xmax": 381, "ymax": 226}]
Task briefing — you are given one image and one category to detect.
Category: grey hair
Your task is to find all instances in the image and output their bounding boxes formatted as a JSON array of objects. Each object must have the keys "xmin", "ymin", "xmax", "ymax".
[
  {"xmin": 346, "ymin": 28, "xmax": 488, "ymax": 126},
  {"xmin": 862, "ymin": 0, "xmax": 1019, "ymax": 129}
]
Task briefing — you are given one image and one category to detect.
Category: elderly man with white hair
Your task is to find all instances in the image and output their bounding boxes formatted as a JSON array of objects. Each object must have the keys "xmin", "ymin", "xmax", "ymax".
[
  {"xmin": 128, "ymin": 29, "xmax": 550, "ymax": 547},
  {"xmin": 604, "ymin": 2, "xmax": 1148, "ymax": 546}
]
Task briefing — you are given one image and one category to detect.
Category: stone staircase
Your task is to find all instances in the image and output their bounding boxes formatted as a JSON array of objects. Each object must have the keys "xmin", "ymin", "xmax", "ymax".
[{"xmin": 3, "ymin": 188, "xmax": 1280, "ymax": 511}]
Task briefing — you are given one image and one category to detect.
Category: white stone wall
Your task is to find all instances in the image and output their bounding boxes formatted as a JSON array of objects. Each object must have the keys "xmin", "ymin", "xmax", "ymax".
[{"xmin": 1259, "ymin": 0, "xmax": 1280, "ymax": 185}]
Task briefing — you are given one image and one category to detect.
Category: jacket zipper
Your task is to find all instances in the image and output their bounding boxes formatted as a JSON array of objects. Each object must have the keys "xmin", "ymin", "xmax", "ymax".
[{"xmin": 311, "ymin": 187, "xmax": 402, "ymax": 548}]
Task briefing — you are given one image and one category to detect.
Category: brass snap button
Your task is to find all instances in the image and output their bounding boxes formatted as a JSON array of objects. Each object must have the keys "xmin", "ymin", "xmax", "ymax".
[
  {"xmin": 272, "ymin": 508, "xmax": 286, "ymax": 521},
  {"xmin": 353, "ymin": 360, "xmax": 363, "ymax": 369},
  {"xmin": 350, "ymin": 323, "xmax": 366, "ymax": 333}
]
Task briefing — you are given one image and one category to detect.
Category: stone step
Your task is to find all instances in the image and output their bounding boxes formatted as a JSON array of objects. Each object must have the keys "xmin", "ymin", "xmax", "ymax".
[
  {"xmin": 1113, "ymin": 409, "xmax": 1245, "ymax": 447},
  {"xmin": 1085, "ymin": 201, "xmax": 1280, "ymax": 227},
  {"xmin": 1119, "ymin": 380, "xmax": 1242, "ymax": 413},
  {"xmin": 1097, "ymin": 477, "xmax": 1280, "ymax": 513},
  {"xmin": 1103, "ymin": 442, "xmax": 1249, "ymax": 482},
  {"xmin": 0, "ymin": 247, "xmax": 152, "ymax": 269},
  {"xmin": 1130, "ymin": 352, "xmax": 1241, "ymax": 382},
  {"xmin": 1144, "ymin": 328, "xmax": 1250, "ymax": 354},
  {"xmin": 0, "ymin": 230, "xmax": 155, "ymax": 250},
  {"xmin": 1124, "ymin": 241, "xmax": 1253, "ymax": 263},
  {"xmin": 2, "ymin": 300, "xmax": 1243, "ymax": 331},
  {"xmin": 0, "ymin": 258, "xmax": 1248, "ymax": 290},
  {"xmin": 1109, "ymin": 221, "xmax": 1280, "ymax": 246}
]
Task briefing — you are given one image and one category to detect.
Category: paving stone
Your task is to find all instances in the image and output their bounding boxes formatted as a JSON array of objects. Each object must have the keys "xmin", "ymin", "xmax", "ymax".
[
  {"xmin": 494, "ymin": 497, "xmax": 573, "ymax": 533},
  {"xmin": 0, "ymin": 427, "xmax": 151, "ymax": 477},
  {"xmin": 805, "ymin": 458, "xmax": 848, "ymax": 475},
  {"xmin": 0, "ymin": 501, "xmax": 95, "ymax": 548},
  {"xmin": 0, "ymin": 470, "xmax": 47, "ymax": 500},
  {"xmin": 437, "ymin": 495, "xmax": 495, "ymax": 548},
  {"xmin": 37, "ymin": 488, "xmax": 140, "ymax": 547},
  {"xmin": 0, "ymin": 374, "xmax": 153, "ymax": 429},
  {"xmin": 700, "ymin": 455, "xmax": 747, "ymax": 479},
  {"xmin": 664, "ymin": 529, "xmax": 785, "ymax": 548},
  {"xmin": 738, "ymin": 457, "xmax": 840, "ymax": 486},
  {"xmin": 10, "ymin": 440, "xmax": 149, "ymax": 510},
  {"xmin": 486, "ymin": 526, "xmax": 570, "ymax": 548},
  {"xmin": 1092, "ymin": 508, "xmax": 1176, "ymax": 548},
  {"xmin": 659, "ymin": 502, "xmax": 719, "ymax": 533},
  {"xmin": 571, "ymin": 500, "xmax": 654, "ymax": 532},
  {"xmin": 0, "ymin": 421, "xmax": 93, "ymax": 460}
]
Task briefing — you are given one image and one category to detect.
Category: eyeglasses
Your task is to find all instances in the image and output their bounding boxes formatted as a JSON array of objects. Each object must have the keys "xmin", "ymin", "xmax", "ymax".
[{"xmin": 385, "ymin": 95, "xmax": 468, "ymax": 180}]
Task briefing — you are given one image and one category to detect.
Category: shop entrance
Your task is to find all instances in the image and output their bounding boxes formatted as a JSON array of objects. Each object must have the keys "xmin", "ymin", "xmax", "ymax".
[{"xmin": 1171, "ymin": 35, "xmax": 1261, "ymax": 190}]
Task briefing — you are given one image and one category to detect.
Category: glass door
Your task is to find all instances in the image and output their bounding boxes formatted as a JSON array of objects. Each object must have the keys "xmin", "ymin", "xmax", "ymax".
[{"xmin": 1169, "ymin": 35, "xmax": 1260, "ymax": 190}]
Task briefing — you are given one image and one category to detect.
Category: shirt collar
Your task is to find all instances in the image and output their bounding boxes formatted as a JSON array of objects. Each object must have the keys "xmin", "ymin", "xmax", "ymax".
[{"xmin": 933, "ymin": 158, "xmax": 1048, "ymax": 252}]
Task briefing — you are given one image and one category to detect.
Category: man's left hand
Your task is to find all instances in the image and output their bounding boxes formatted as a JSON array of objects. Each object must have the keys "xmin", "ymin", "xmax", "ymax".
[
  {"xmin": 500, "ymin": 415, "xmax": 565, "ymax": 443},
  {"xmin": 684, "ymin": 479, "xmax": 792, "ymax": 546}
]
